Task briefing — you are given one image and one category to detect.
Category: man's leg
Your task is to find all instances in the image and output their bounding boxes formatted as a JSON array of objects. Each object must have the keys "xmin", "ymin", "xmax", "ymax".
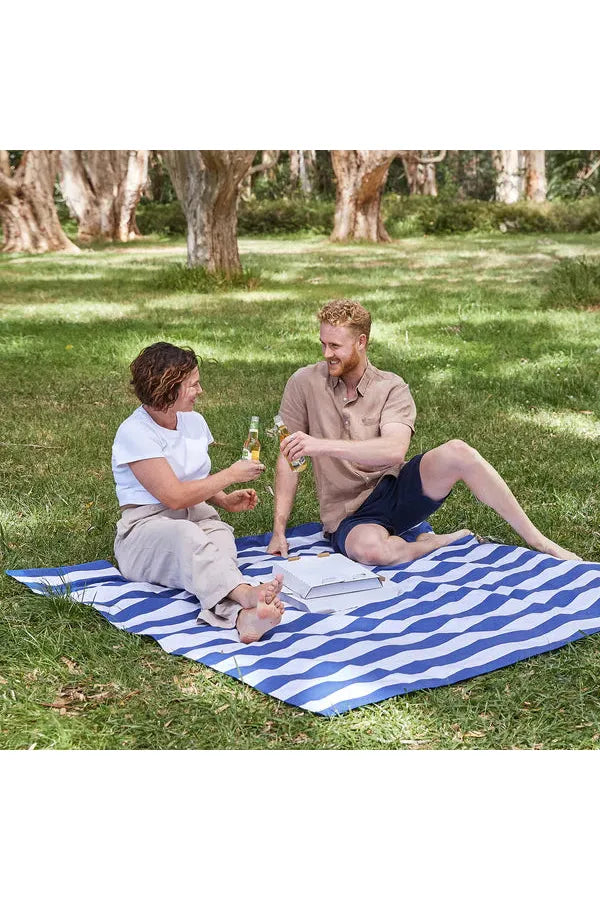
[
  {"xmin": 419, "ymin": 440, "xmax": 580, "ymax": 561},
  {"xmin": 345, "ymin": 522, "xmax": 471, "ymax": 566}
]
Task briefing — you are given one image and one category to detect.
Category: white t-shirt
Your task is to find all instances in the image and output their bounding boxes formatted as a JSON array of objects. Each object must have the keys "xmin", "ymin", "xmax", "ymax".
[{"xmin": 112, "ymin": 406, "xmax": 214, "ymax": 506}]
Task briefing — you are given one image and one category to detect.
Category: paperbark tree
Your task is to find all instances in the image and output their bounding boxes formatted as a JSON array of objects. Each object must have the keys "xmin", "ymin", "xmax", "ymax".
[
  {"xmin": 261, "ymin": 150, "xmax": 280, "ymax": 182},
  {"xmin": 0, "ymin": 150, "xmax": 78, "ymax": 254},
  {"xmin": 290, "ymin": 150, "xmax": 316, "ymax": 194},
  {"xmin": 59, "ymin": 150, "xmax": 149, "ymax": 242},
  {"xmin": 400, "ymin": 150, "xmax": 446, "ymax": 196},
  {"xmin": 493, "ymin": 150, "xmax": 525, "ymax": 203},
  {"xmin": 330, "ymin": 150, "xmax": 397, "ymax": 242},
  {"xmin": 523, "ymin": 150, "xmax": 547, "ymax": 202},
  {"xmin": 163, "ymin": 150, "xmax": 255, "ymax": 274}
]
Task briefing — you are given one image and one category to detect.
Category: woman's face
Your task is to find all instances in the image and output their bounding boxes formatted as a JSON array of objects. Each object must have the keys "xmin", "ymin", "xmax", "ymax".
[{"xmin": 174, "ymin": 367, "xmax": 202, "ymax": 412}]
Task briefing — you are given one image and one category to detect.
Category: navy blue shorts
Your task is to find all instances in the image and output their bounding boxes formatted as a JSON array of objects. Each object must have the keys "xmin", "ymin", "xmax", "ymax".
[{"xmin": 330, "ymin": 453, "xmax": 449, "ymax": 555}]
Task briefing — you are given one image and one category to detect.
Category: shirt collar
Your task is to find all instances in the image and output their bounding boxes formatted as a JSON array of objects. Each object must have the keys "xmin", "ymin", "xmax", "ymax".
[{"xmin": 328, "ymin": 359, "xmax": 373, "ymax": 395}]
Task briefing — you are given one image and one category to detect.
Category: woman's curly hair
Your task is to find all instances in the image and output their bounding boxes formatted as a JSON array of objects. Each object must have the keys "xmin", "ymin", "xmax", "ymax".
[{"xmin": 130, "ymin": 342, "xmax": 199, "ymax": 411}]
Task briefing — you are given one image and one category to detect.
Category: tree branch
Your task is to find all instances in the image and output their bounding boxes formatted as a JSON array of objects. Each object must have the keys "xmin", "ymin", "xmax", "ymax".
[
  {"xmin": 248, "ymin": 151, "xmax": 280, "ymax": 177},
  {"xmin": 415, "ymin": 150, "xmax": 447, "ymax": 164},
  {"xmin": 579, "ymin": 155, "xmax": 600, "ymax": 181}
]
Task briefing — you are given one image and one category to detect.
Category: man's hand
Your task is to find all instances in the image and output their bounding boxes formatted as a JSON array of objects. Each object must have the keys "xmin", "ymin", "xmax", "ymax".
[
  {"xmin": 267, "ymin": 531, "xmax": 289, "ymax": 557},
  {"xmin": 222, "ymin": 489, "xmax": 258, "ymax": 512},
  {"xmin": 280, "ymin": 431, "xmax": 324, "ymax": 462}
]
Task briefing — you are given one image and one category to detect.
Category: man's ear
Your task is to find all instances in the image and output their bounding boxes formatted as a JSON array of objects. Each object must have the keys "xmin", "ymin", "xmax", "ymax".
[{"xmin": 358, "ymin": 333, "xmax": 368, "ymax": 350}]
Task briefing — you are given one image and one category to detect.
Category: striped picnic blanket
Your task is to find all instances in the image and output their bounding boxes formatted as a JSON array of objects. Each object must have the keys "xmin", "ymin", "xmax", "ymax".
[{"xmin": 7, "ymin": 522, "xmax": 600, "ymax": 716}]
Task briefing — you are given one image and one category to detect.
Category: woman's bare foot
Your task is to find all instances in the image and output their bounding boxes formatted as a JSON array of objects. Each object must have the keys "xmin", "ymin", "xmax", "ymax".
[
  {"xmin": 230, "ymin": 575, "xmax": 284, "ymax": 609},
  {"xmin": 533, "ymin": 539, "xmax": 582, "ymax": 562},
  {"xmin": 415, "ymin": 529, "xmax": 472, "ymax": 552},
  {"xmin": 236, "ymin": 590, "xmax": 284, "ymax": 643}
]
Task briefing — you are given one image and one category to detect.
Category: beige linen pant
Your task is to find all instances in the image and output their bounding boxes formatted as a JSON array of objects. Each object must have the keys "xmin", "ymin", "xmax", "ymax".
[{"xmin": 114, "ymin": 502, "xmax": 244, "ymax": 629}]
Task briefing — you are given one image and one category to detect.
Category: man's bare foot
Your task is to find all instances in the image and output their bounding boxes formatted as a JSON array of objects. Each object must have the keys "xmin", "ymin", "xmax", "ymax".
[
  {"xmin": 232, "ymin": 575, "xmax": 284, "ymax": 609},
  {"xmin": 415, "ymin": 529, "xmax": 472, "ymax": 552},
  {"xmin": 237, "ymin": 590, "xmax": 284, "ymax": 643},
  {"xmin": 533, "ymin": 539, "xmax": 582, "ymax": 562}
]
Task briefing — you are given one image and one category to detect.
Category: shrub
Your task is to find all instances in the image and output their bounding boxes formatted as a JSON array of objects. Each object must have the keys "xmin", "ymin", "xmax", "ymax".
[
  {"xmin": 541, "ymin": 257, "xmax": 600, "ymax": 309},
  {"xmin": 134, "ymin": 195, "xmax": 600, "ymax": 241},
  {"xmin": 136, "ymin": 202, "xmax": 186, "ymax": 235},
  {"xmin": 237, "ymin": 197, "xmax": 334, "ymax": 234}
]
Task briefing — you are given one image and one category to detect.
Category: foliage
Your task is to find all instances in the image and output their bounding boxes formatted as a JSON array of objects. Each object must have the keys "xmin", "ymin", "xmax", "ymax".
[
  {"xmin": 385, "ymin": 151, "xmax": 497, "ymax": 201},
  {"xmin": 144, "ymin": 151, "xmax": 178, "ymax": 204},
  {"xmin": 383, "ymin": 195, "xmax": 600, "ymax": 236},
  {"xmin": 135, "ymin": 201, "xmax": 187, "ymax": 236},
  {"xmin": 1, "ymin": 233, "xmax": 600, "ymax": 749},
  {"xmin": 547, "ymin": 151, "xmax": 600, "ymax": 200},
  {"xmin": 134, "ymin": 194, "xmax": 600, "ymax": 242},
  {"xmin": 252, "ymin": 156, "xmax": 294, "ymax": 201},
  {"xmin": 238, "ymin": 197, "xmax": 334, "ymax": 234},
  {"xmin": 541, "ymin": 256, "xmax": 600, "ymax": 309},
  {"xmin": 250, "ymin": 151, "xmax": 336, "ymax": 201}
]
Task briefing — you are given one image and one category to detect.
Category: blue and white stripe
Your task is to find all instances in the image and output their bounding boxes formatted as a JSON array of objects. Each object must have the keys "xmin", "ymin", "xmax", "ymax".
[{"xmin": 7, "ymin": 522, "xmax": 600, "ymax": 716}]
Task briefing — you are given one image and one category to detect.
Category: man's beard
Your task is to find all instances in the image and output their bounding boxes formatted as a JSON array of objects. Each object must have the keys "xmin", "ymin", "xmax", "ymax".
[{"xmin": 329, "ymin": 347, "xmax": 361, "ymax": 377}]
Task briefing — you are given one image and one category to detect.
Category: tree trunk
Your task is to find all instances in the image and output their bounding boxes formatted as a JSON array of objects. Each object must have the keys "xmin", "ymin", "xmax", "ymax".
[
  {"xmin": 162, "ymin": 150, "xmax": 255, "ymax": 275},
  {"xmin": 239, "ymin": 172, "xmax": 252, "ymax": 201},
  {"xmin": 0, "ymin": 150, "xmax": 79, "ymax": 254},
  {"xmin": 300, "ymin": 150, "xmax": 315, "ymax": 194},
  {"xmin": 261, "ymin": 151, "xmax": 279, "ymax": 182},
  {"xmin": 524, "ymin": 150, "xmax": 547, "ymax": 203},
  {"xmin": 290, "ymin": 150, "xmax": 300, "ymax": 189},
  {"xmin": 493, "ymin": 150, "xmax": 524, "ymax": 203},
  {"xmin": 290, "ymin": 151, "xmax": 314, "ymax": 194},
  {"xmin": 400, "ymin": 151, "xmax": 438, "ymax": 196},
  {"xmin": 58, "ymin": 150, "xmax": 149, "ymax": 242},
  {"xmin": 330, "ymin": 150, "xmax": 396, "ymax": 242}
]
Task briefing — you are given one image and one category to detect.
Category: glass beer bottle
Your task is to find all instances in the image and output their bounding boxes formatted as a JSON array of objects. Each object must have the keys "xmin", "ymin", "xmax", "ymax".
[
  {"xmin": 242, "ymin": 416, "xmax": 261, "ymax": 460},
  {"xmin": 274, "ymin": 414, "xmax": 307, "ymax": 473}
]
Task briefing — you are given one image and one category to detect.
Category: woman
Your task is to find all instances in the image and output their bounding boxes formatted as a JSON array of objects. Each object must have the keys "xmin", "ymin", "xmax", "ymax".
[{"xmin": 112, "ymin": 342, "xmax": 284, "ymax": 643}]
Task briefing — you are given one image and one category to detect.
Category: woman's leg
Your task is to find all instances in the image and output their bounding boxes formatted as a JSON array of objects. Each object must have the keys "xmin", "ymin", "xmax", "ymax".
[{"xmin": 115, "ymin": 508, "xmax": 283, "ymax": 641}]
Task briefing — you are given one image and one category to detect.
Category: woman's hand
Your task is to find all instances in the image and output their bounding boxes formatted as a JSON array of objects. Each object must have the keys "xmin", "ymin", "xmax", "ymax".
[
  {"xmin": 222, "ymin": 489, "xmax": 259, "ymax": 512},
  {"xmin": 227, "ymin": 459, "xmax": 265, "ymax": 483}
]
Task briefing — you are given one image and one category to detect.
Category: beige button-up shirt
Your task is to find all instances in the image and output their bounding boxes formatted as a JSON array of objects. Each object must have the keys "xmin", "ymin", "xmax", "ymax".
[{"xmin": 279, "ymin": 359, "xmax": 417, "ymax": 533}]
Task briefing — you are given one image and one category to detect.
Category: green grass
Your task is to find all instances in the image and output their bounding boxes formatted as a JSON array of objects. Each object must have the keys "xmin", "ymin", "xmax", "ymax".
[{"xmin": 2, "ymin": 231, "xmax": 600, "ymax": 749}]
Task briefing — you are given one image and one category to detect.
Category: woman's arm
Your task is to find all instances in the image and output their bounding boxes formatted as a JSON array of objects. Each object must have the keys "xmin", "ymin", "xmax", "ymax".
[
  {"xmin": 128, "ymin": 457, "xmax": 264, "ymax": 510},
  {"xmin": 210, "ymin": 489, "xmax": 259, "ymax": 512}
]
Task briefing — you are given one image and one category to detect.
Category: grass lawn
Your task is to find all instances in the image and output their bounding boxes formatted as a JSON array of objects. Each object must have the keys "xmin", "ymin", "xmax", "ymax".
[{"xmin": 1, "ymin": 231, "xmax": 600, "ymax": 749}]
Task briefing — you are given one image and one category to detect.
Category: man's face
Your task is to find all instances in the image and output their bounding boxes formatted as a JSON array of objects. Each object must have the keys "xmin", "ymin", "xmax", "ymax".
[{"xmin": 319, "ymin": 322, "xmax": 365, "ymax": 379}]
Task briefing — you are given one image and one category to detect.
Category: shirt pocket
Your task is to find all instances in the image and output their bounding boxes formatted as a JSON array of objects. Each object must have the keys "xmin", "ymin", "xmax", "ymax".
[{"xmin": 356, "ymin": 415, "xmax": 380, "ymax": 439}]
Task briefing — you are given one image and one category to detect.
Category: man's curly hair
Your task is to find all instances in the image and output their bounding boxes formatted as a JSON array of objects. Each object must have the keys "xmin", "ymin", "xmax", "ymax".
[
  {"xmin": 130, "ymin": 342, "xmax": 199, "ymax": 411},
  {"xmin": 317, "ymin": 299, "xmax": 371, "ymax": 342}
]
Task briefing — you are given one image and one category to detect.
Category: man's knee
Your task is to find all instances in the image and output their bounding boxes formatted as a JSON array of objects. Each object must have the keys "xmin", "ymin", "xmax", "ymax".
[
  {"xmin": 439, "ymin": 439, "xmax": 481, "ymax": 473},
  {"xmin": 345, "ymin": 532, "xmax": 389, "ymax": 566}
]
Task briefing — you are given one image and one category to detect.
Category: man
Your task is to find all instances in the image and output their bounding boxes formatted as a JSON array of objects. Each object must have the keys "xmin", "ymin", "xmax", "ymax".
[{"xmin": 267, "ymin": 298, "xmax": 580, "ymax": 564}]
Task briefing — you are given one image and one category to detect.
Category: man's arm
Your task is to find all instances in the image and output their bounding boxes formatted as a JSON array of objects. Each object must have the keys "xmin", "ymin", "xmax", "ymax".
[
  {"xmin": 266, "ymin": 452, "xmax": 300, "ymax": 557},
  {"xmin": 280, "ymin": 422, "xmax": 413, "ymax": 469}
]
